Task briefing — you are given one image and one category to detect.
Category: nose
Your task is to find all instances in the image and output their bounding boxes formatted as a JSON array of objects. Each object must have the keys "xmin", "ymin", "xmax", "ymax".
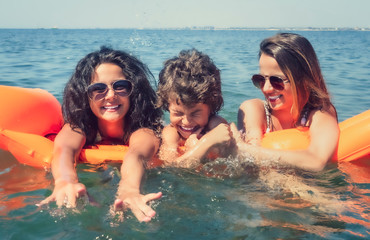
[
  {"xmin": 262, "ymin": 78, "xmax": 274, "ymax": 93},
  {"xmin": 182, "ymin": 115, "xmax": 191, "ymax": 125},
  {"xmin": 105, "ymin": 87, "xmax": 116, "ymax": 99}
]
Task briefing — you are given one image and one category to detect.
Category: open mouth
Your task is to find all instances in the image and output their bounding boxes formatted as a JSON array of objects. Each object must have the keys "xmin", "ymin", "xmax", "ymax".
[
  {"xmin": 102, "ymin": 105, "xmax": 120, "ymax": 111},
  {"xmin": 179, "ymin": 125, "xmax": 197, "ymax": 132},
  {"xmin": 178, "ymin": 125, "xmax": 202, "ymax": 135},
  {"xmin": 268, "ymin": 95, "xmax": 282, "ymax": 103}
]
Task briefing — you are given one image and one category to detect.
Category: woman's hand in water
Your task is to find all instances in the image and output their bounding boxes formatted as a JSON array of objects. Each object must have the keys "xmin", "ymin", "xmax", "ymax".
[
  {"xmin": 114, "ymin": 189, "xmax": 162, "ymax": 222},
  {"xmin": 38, "ymin": 179, "xmax": 87, "ymax": 208}
]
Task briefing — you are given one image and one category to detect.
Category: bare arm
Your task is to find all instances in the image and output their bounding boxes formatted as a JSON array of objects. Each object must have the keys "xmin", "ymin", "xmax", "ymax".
[
  {"xmin": 114, "ymin": 128, "xmax": 162, "ymax": 222},
  {"xmin": 238, "ymin": 99, "xmax": 266, "ymax": 145},
  {"xmin": 39, "ymin": 124, "xmax": 87, "ymax": 207},
  {"xmin": 158, "ymin": 125, "xmax": 182, "ymax": 166},
  {"xmin": 234, "ymin": 107, "xmax": 339, "ymax": 172},
  {"xmin": 160, "ymin": 116, "xmax": 233, "ymax": 168}
]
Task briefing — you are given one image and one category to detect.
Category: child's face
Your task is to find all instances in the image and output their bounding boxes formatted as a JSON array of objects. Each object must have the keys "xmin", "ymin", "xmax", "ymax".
[{"xmin": 168, "ymin": 100, "xmax": 211, "ymax": 139}]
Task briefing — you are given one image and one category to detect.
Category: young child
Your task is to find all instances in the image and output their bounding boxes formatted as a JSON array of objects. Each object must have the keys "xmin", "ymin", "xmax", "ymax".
[{"xmin": 157, "ymin": 49, "xmax": 234, "ymax": 168}]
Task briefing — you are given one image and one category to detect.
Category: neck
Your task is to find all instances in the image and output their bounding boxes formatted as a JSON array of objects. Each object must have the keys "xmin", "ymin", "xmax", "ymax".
[{"xmin": 272, "ymin": 109, "xmax": 295, "ymax": 129}]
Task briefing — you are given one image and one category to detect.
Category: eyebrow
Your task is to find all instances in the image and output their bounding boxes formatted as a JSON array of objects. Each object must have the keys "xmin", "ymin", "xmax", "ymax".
[{"xmin": 191, "ymin": 109, "xmax": 202, "ymax": 114}]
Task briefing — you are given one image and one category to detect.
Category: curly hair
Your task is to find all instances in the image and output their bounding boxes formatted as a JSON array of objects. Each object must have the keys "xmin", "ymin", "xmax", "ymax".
[
  {"xmin": 259, "ymin": 33, "xmax": 335, "ymax": 122},
  {"xmin": 157, "ymin": 49, "xmax": 223, "ymax": 114},
  {"xmin": 63, "ymin": 46, "xmax": 163, "ymax": 145}
]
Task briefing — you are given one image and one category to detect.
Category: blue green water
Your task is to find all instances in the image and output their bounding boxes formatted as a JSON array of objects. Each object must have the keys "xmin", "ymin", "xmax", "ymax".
[{"xmin": 0, "ymin": 29, "xmax": 369, "ymax": 239}]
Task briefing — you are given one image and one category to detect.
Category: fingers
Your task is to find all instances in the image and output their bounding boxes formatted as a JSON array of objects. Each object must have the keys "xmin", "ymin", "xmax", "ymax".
[
  {"xmin": 143, "ymin": 192, "xmax": 163, "ymax": 202},
  {"xmin": 229, "ymin": 122, "xmax": 239, "ymax": 138},
  {"xmin": 137, "ymin": 192, "xmax": 162, "ymax": 221},
  {"xmin": 113, "ymin": 199, "xmax": 125, "ymax": 211},
  {"xmin": 37, "ymin": 195, "xmax": 55, "ymax": 207},
  {"xmin": 64, "ymin": 183, "xmax": 87, "ymax": 208},
  {"xmin": 56, "ymin": 191, "xmax": 67, "ymax": 207},
  {"xmin": 131, "ymin": 204, "xmax": 154, "ymax": 223},
  {"xmin": 114, "ymin": 192, "xmax": 162, "ymax": 222},
  {"xmin": 38, "ymin": 183, "xmax": 88, "ymax": 208},
  {"xmin": 76, "ymin": 185, "xmax": 87, "ymax": 198}
]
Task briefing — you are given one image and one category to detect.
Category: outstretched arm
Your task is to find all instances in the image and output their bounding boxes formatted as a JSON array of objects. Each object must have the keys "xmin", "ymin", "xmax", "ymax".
[
  {"xmin": 114, "ymin": 128, "xmax": 162, "ymax": 222},
  {"xmin": 38, "ymin": 124, "xmax": 87, "ymax": 207}
]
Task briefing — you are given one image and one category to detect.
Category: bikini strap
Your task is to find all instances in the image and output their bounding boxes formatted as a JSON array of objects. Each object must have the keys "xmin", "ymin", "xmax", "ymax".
[
  {"xmin": 263, "ymin": 101, "xmax": 272, "ymax": 133},
  {"xmin": 299, "ymin": 105, "xmax": 313, "ymax": 127}
]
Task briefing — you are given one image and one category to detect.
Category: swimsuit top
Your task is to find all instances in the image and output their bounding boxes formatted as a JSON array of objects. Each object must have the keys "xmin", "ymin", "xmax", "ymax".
[{"xmin": 264, "ymin": 101, "xmax": 311, "ymax": 133}]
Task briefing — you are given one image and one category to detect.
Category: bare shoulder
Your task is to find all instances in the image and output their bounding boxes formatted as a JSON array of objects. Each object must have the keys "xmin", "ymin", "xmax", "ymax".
[
  {"xmin": 238, "ymin": 98, "xmax": 266, "ymax": 131},
  {"xmin": 162, "ymin": 124, "xmax": 179, "ymax": 139},
  {"xmin": 310, "ymin": 105, "xmax": 338, "ymax": 126},
  {"xmin": 161, "ymin": 124, "xmax": 181, "ymax": 146},
  {"xmin": 239, "ymin": 98, "xmax": 265, "ymax": 112},
  {"xmin": 208, "ymin": 114, "xmax": 228, "ymax": 130},
  {"xmin": 129, "ymin": 128, "xmax": 160, "ymax": 146},
  {"xmin": 309, "ymin": 105, "xmax": 339, "ymax": 149},
  {"xmin": 54, "ymin": 124, "xmax": 86, "ymax": 150}
]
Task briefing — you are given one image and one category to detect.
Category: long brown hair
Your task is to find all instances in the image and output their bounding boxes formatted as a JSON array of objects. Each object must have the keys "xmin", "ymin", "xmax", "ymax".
[{"xmin": 259, "ymin": 33, "xmax": 334, "ymax": 123}]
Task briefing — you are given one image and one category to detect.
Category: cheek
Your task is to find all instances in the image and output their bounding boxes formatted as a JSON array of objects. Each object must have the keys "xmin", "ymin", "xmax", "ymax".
[
  {"xmin": 196, "ymin": 114, "xmax": 210, "ymax": 127},
  {"xmin": 88, "ymin": 100, "xmax": 99, "ymax": 116},
  {"xmin": 169, "ymin": 114, "xmax": 180, "ymax": 124},
  {"xmin": 284, "ymin": 88, "xmax": 294, "ymax": 101},
  {"xmin": 124, "ymin": 97, "xmax": 131, "ymax": 110}
]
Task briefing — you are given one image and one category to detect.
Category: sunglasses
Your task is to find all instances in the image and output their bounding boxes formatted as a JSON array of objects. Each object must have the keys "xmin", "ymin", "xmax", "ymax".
[
  {"xmin": 251, "ymin": 74, "xmax": 290, "ymax": 91},
  {"xmin": 87, "ymin": 80, "xmax": 133, "ymax": 101}
]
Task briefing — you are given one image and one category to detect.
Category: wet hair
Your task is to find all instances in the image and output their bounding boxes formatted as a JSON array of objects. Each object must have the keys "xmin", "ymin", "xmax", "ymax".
[
  {"xmin": 157, "ymin": 49, "xmax": 223, "ymax": 115},
  {"xmin": 63, "ymin": 46, "xmax": 162, "ymax": 145},
  {"xmin": 259, "ymin": 33, "xmax": 335, "ymax": 122}
]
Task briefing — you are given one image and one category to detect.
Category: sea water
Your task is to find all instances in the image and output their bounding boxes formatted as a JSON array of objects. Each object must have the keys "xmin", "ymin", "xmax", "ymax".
[{"xmin": 0, "ymin": 29, "xmax": 369, "ymax": 239}]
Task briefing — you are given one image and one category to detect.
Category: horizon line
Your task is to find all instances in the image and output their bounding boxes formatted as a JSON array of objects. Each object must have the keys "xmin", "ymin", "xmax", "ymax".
[{"xmin": 0, "ymin": 26, "xmax": 369, "ymax": 31}]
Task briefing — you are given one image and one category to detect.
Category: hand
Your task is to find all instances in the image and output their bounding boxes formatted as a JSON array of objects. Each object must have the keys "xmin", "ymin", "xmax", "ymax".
[
  {"xmin": 230, "ymin": 122, "xmax": 243, "ymax": 146},
  {"xmin": 205, "ymin": 123, "xmax": 233, "ymax": 147},
  {"xmin": 114, "ymin": 190, "xmax": 162, "ymax": 222},
  {"xmin": 38, "ymin": 180, "xmax": 87, "ymax": 208},
  {"xmin": 184, "ymin": 128, "xmax": 202, "ymax": 150}
]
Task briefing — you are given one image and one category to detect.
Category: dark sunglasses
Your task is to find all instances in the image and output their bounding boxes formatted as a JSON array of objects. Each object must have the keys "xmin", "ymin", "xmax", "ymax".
[
  {"xmin": 87, "ymin": 80, "xmax": 133, "ymax": 101},
  {"xmin": 251, "ymin": 74, "xmax": 290, "ymax": 91}
]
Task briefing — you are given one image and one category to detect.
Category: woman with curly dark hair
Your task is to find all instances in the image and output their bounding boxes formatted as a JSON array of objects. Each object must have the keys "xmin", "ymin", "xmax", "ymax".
[
  {"xmin": 39, "ymin": 47, "xmax": 163, "ymax": 222},
  {"xmin": 157, "ymin": 49, "xmax": 234, "ymax": 168}
]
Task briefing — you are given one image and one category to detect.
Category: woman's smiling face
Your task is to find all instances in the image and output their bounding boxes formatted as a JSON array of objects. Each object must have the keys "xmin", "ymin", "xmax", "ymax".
[
  {"xmin": 88, "ymin": 63, "xmax": 130, "ymax": 125},
  {"xmin": 259, "ymin": 53, "xmax": 293, "ymax": 113}
]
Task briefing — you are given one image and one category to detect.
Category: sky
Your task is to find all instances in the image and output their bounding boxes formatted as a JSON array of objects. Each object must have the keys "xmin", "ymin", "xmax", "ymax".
[{"xmin": 0, "ymin": 0, "xmax": 369, "ymax": 29}]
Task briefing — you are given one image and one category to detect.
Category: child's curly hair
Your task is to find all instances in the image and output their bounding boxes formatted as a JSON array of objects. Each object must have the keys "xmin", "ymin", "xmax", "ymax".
[{"xmin": 157, "ymin": 49, "xmax": 223, "ymax": 114}]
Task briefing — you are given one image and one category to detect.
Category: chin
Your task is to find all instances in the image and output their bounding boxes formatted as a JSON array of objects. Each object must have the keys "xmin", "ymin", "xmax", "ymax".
[{"xmin": 99, "ymin": 114, "xmax": 124, "ymax": 123}]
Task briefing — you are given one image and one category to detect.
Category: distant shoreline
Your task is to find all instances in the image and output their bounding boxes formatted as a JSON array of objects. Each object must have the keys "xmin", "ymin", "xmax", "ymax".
[{"xmin": 1, "ymin": 27, "xmax": 369, "ymax": 31}]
